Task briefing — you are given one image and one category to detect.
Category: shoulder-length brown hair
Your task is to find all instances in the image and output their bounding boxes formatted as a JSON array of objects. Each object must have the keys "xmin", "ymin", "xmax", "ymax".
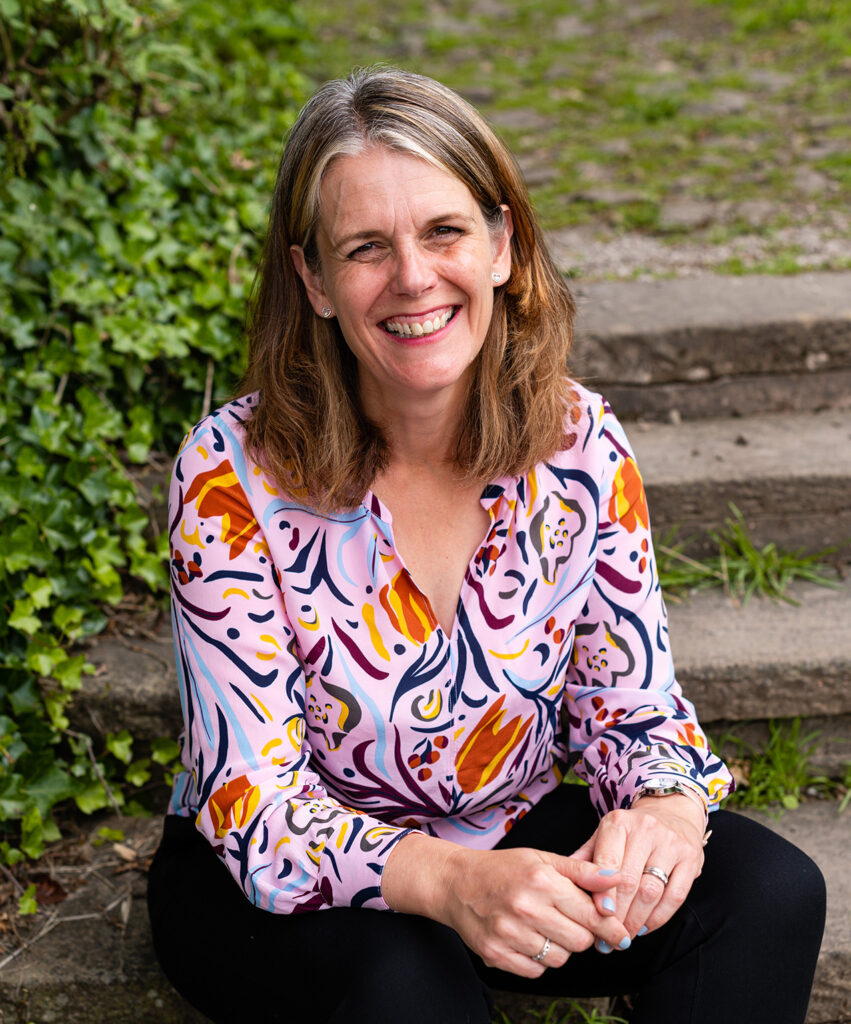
[{"xmin": 242, "ymin": 66, "xmax": 576, "ymax": 512}]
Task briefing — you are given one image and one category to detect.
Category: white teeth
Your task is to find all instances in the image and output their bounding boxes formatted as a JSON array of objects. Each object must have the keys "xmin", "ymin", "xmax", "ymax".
[{"xmin": 384, "ymin": 308, "xmax": 454, "ymax": 337}]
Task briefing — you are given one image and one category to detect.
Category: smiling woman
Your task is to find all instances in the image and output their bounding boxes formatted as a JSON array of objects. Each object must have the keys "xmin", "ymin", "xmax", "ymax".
[
  {"xmin": 147, "ymin": 67, "xmax": 825, "ymax": 1024},
  {"xmin": 289, "ymin": 147, "xmax": 512, "ymax": 416}
]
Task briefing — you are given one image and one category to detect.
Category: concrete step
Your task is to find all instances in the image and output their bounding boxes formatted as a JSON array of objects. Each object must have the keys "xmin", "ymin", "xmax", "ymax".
[
  {"xmin": 668, "ymin": 577, "xmax": 851, "ymax": 726},
  {"xmin": 571, "ymin": 271, "xmax": 851, "ymax": 422},
  {"xmin": 630, "ymin": 406, "xmax": 851, "ymax": 558},
  {"xmin": 1, "ymin": 804, "xmax": 846, "ymax": 1023}
]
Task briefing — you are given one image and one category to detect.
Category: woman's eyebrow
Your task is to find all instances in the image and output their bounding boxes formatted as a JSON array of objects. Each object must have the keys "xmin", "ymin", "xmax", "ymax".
[{"xmin": 331, "ymin": 212, "xmax": 476, "ymax": 250}]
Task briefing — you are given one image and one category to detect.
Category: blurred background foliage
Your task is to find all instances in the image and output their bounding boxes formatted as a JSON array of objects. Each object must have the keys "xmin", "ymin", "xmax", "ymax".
[{"xmin": 0, "ymin": 0, "xmax": 310, "ymax": 860}]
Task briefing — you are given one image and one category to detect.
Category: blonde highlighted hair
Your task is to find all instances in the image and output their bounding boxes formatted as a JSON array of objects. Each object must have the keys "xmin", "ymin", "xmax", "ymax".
[{"xmin": 242, "ymin": 66, "xmax": 576, "ymax": 511}]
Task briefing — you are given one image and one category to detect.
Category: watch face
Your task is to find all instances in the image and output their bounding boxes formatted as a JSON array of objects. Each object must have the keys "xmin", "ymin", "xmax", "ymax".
[{"xmin": 647, "ymin": 776, "xmax": 679, "ymax": 791}]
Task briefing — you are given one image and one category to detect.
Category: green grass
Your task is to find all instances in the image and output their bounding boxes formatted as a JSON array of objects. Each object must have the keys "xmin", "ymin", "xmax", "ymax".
[
  {"xmin": 493, "ymin": 1000, "xmax": 628, "ymax": 1024},
  {"xmin": 712, "ymin": 718, "xmax": 849, "ymax": 813},
  {"xmin": 657, "ymin": 504, "xmax": 840, "ymax": 604}
]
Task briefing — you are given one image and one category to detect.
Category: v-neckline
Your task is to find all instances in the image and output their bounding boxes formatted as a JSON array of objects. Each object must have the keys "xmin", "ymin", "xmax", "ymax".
[{"xmin": 362, "ymin": 485, "xmax": 510, "ymax": 641}]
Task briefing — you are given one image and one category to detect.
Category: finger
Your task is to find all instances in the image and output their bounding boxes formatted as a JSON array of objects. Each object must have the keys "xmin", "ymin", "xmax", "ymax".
[
  {"xmin": 546, "ymin": 893, "xmax": 630, "ymax": 952},
  {"xmin": 549, "ymin": 854, "xmax": 623, "ymax": 892},
  {"xmin": 639, "ymin": 860, "xmax": 699, "ymax": 935},
  {"xmin": 523, "ymin": 935, "xmax": 572, "ymax": 970},
  {"xmin": 620, "ymin": 860, "xmax": 671, "ymax": 935},
  {"xmin": 587, "ymin": 815, "xmax": 628, "ymax": 877},
  {"xmin": 606, "ymin": 825, "xmax": 662, "ymax": 923}
]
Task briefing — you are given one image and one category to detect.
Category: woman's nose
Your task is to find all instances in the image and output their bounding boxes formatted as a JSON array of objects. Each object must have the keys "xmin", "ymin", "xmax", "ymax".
[{"xmin": 390, "ymin": 243, "xmax": 436, "ymax": 296}]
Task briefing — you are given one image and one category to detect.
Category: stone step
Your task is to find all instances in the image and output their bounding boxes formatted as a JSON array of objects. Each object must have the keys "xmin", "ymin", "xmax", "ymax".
[
  {"xmin": 570, "ymin": 271, "xmax": 851, "ymax": 422},
  {"xmin": 668, "ymin": 577, "xmax": 851, "ymax": 725},
  {"xmin": 630, "ymin": 406, "xmax": 851, "ymax": 558},
  {"xmin": 74, "ymin": 579, "xmax": 851, "ymax": 777},
  {"xmin": 1, "ymin": 804, "xmax": 847, "ymax": 1023}
]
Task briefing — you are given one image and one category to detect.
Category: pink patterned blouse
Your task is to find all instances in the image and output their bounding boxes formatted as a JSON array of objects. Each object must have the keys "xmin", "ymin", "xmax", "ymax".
[{"xmin": 167, "ymin": 382, "xmax": 732, "ymax": 914}]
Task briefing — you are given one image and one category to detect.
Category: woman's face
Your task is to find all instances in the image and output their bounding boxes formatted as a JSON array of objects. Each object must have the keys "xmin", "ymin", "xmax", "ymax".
[{"xmin": 291, "ymin": 146, "xmax": 512, "ymax": 417}]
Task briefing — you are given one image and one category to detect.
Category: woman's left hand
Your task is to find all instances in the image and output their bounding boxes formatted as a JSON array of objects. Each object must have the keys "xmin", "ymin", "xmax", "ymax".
[{"xmin": 571, "ymin": 793, "xmax": 706, "ymax": 945}]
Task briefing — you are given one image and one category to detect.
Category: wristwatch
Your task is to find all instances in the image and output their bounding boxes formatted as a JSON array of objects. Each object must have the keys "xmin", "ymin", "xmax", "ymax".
[{"xmin": 632, "ymin": 776, "xmax": 709, "ymax": 829}]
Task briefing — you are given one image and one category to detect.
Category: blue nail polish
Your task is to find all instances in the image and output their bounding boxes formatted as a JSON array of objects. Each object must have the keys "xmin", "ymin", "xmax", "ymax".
[
  {"xmin": 638, "ymin": 925, "xmax": 648, "ymax": 936},
  {"xmin": 596, "ymin": 940, "xmax": 612, "ymax": 954},
  {"xmin": 618, "ymin": 936, "xmax": 631, "ymax": 950},
  {"xmin": 602, "ymin": 896, "xmax": 616, "ymax": 912},
  {"xmin": 598, "ymin": 868, "xmax": 617, "ymax": 876}
]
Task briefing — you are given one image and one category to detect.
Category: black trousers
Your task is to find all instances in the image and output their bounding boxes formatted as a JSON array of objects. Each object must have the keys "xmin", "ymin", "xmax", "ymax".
[{"xmin": 147, "ymin": 785, "xmax": 825, "ymax": 1024}]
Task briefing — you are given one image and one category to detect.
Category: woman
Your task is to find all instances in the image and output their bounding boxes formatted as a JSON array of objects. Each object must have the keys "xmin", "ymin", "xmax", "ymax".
[{"xmin": 148, "ymin": 68, "xmax": 825, "ymax": 1023}]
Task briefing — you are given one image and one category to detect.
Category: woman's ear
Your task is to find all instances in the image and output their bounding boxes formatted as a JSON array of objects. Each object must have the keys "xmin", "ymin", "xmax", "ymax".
[
  {"xmin": 492, "ymin": 205, "xmax": 513, "ymax": 281},
  {"xmin": 290, "ymin": 246, "xmax": 333, "ymax": 317}
]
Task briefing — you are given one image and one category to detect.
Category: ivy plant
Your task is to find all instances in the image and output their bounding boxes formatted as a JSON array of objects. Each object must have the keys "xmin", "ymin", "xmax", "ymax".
[{"xmin": 0, "ymin": 0, "xmax": 310, "ymax": 860}]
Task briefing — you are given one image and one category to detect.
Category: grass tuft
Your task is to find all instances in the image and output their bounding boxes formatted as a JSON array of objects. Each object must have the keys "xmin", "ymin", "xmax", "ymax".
[
  {"xmin": 494, "ymin": 1000, "xmax": 628, "ymax": 1024},
  {"xmin": 657, "ymin": 504, "xmax": 840, "ymax": 604}
]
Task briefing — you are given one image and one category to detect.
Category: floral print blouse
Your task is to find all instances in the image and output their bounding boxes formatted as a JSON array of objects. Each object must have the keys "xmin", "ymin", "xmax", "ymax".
[{"xmin": 167, "ymin": 382, "xmax": 732, "ymax": 914}]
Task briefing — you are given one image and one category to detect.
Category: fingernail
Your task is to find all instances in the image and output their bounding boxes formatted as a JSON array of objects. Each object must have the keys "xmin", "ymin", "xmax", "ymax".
[
  {"xmin": 602, "ymin": 896, "xmax": 616, "ymax": 912},
  {"xmin": 637, "ymin": 925, "xmax": 648, "ymax": 936},
  {"xmin": 596, "ymin": 939, "xmax": 612, "ymax": 954},
  {"xmin": 618, "ymin": 936, "xmax": 631, "ymax": 950},
  {"xmin": 598, "ymin": 868, "xmax": 618, "ymax": 877}
]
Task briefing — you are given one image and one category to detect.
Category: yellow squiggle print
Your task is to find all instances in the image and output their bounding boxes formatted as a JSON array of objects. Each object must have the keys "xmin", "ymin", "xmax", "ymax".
[
  {"xmin": 362, "ymin": 603, "xmax": 390, "ymax": 661},
  {"xmin": 251, "ymin": 693, "xmax": 273, "ymax": 721},
  {"xmin": 489, "ymin": 639, "xmax": 530, "ymax": 660},
  {"xmin": 180, "ymin": 523, "xmax": 205, "ymax": 547}
]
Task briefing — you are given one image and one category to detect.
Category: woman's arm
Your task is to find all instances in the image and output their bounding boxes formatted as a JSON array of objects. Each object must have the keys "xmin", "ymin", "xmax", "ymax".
[
  {"xmin": 563, "ymin": 400, "xmax": 733, "ymax": 938},
  {"xmin": 169, "ymin": 407, "xmax": 414, "ymax": 913}
]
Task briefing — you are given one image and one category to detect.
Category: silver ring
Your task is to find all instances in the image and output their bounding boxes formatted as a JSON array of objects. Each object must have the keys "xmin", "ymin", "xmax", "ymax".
[
  {"xmin": 531, "ymin": 936, "xmax": 551, "ymax": 962},
  {"xmin": 642, "ymin": 865, "xmax": 670, "ymax": 886}
]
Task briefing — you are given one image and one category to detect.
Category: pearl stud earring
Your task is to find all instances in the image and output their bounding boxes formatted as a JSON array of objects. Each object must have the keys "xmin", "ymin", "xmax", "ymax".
[{"xmin": 321, "ymin": 307, "xmax": 333, "ymax": 318}]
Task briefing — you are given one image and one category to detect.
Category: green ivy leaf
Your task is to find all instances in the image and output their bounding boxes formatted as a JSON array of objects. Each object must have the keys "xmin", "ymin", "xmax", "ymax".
[
  {"xmin": 106, "ymin": 729, "xmax": 134, "ymax": 765},
  {"xmin": 18, "ymin": 883, "xmax": 38, "ymax": 916},
  {"xmin": 94, "ymin": 826, "xmax": 125, "ymax": 845},
  {"xmin": 9, "ymin": 599, "xmax": 42, "ymax": 637},
  {"xmin": 24, "ymin": 574, "xmax": 54, "ymax": 610},
  {"xmin": 125, "ymin": 758, "xmax": 151, "ymax": 787},
  {"xmin": 151, "ymin": 737, "xmax": 181, "ymax": 765}
]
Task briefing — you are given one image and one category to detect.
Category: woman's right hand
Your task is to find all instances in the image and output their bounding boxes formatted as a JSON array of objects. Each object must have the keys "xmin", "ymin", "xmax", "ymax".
[{"xmin": 382, "ymin": 835, "xmax": 630, "ymax": 977}]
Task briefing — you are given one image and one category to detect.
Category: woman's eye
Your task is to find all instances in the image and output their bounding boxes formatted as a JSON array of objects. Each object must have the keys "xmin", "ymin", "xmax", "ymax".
[
  {"xmin": 432, "ymin": 225, "xmax": 461, "ymax": 239},
  {"xmin": 347, "ymin": 241, "xmax": 380, "ymax": 259}
]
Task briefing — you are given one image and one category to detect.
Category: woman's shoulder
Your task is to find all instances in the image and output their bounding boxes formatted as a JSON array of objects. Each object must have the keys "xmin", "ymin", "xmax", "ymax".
[
  {"xmin": 553, "ymin": 380, "xmax": 621, "ymax": 456},
  {"xmin": 537, "ymin": 380, "xmax": 639, "ymax": 489},
  {"xmin": 175, "ymin": 393, "xmax": 259, "ymax": 465}
]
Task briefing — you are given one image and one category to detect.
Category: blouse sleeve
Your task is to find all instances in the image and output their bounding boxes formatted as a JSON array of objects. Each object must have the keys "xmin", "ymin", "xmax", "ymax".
[
  {"xmin": 562, "ymin": 401, "xmax": 733, "ymax": 817},
  {"xmin": 168, "ymin": 413, "xmax": 413, "ymax": 913}
]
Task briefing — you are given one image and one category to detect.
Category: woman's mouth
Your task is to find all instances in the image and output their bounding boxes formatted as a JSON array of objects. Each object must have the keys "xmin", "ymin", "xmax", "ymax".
[{"xmin": 380, "ymin": 306, "xmax": 458, "ymax": 338}]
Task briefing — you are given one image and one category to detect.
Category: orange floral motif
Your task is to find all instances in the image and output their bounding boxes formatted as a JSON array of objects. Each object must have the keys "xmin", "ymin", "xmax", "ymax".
[
  {"xmin": 608, "ymin": 457, "xmax": 649, "ymax": 534},
  {"xmin": 207, "ymin": 775, "xmax": 260, "ymax": 838},
  {"xmin": 455, "ymin": 695, "xmax": 532, "ymax": 793},
  {"xmin": 379, "ymin": 570, "xmax": 438, "ymax": 645},
  {"xmin": 184, "ymin": 460, "xmax": 260, "ymax": 560}
]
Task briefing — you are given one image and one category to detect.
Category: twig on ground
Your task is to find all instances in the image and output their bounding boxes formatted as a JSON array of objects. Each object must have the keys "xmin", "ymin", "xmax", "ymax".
[{"xmin": 0, "ymin": 889, "xmax": 130, "ymax": 971}]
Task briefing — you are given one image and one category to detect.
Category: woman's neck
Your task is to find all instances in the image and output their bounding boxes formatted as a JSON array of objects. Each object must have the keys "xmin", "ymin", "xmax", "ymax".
[{"xmin": 360, "ymin": 378, "xmax": 468, "ymax": 469}]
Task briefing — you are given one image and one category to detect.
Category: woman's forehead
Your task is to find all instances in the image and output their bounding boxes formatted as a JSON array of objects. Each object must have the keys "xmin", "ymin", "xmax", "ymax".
[{"xmin": 317, "ymin": 148, "xmax": 480, "ymax": 240}]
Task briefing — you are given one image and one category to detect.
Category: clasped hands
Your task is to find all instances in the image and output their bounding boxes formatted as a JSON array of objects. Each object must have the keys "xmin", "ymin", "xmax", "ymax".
[{"xmin": 383, "ymin": 794, "xmax": 707, "ymax": 978}]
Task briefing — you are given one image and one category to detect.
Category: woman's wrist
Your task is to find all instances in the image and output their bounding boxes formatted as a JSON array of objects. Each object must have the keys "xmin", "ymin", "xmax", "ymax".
[
  {"xmin": 630, "ymin": 792, "xmax": 708, "ymax": 845},
  {"xmin": 381, "ymin": 831, "xmax": 462, "ymax": 920}
]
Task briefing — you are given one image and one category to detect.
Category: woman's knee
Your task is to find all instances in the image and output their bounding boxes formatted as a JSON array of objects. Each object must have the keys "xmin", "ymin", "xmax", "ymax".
[{"xmin": 696, "ymin": 809, "xmax": 826, "ymax": 942}]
